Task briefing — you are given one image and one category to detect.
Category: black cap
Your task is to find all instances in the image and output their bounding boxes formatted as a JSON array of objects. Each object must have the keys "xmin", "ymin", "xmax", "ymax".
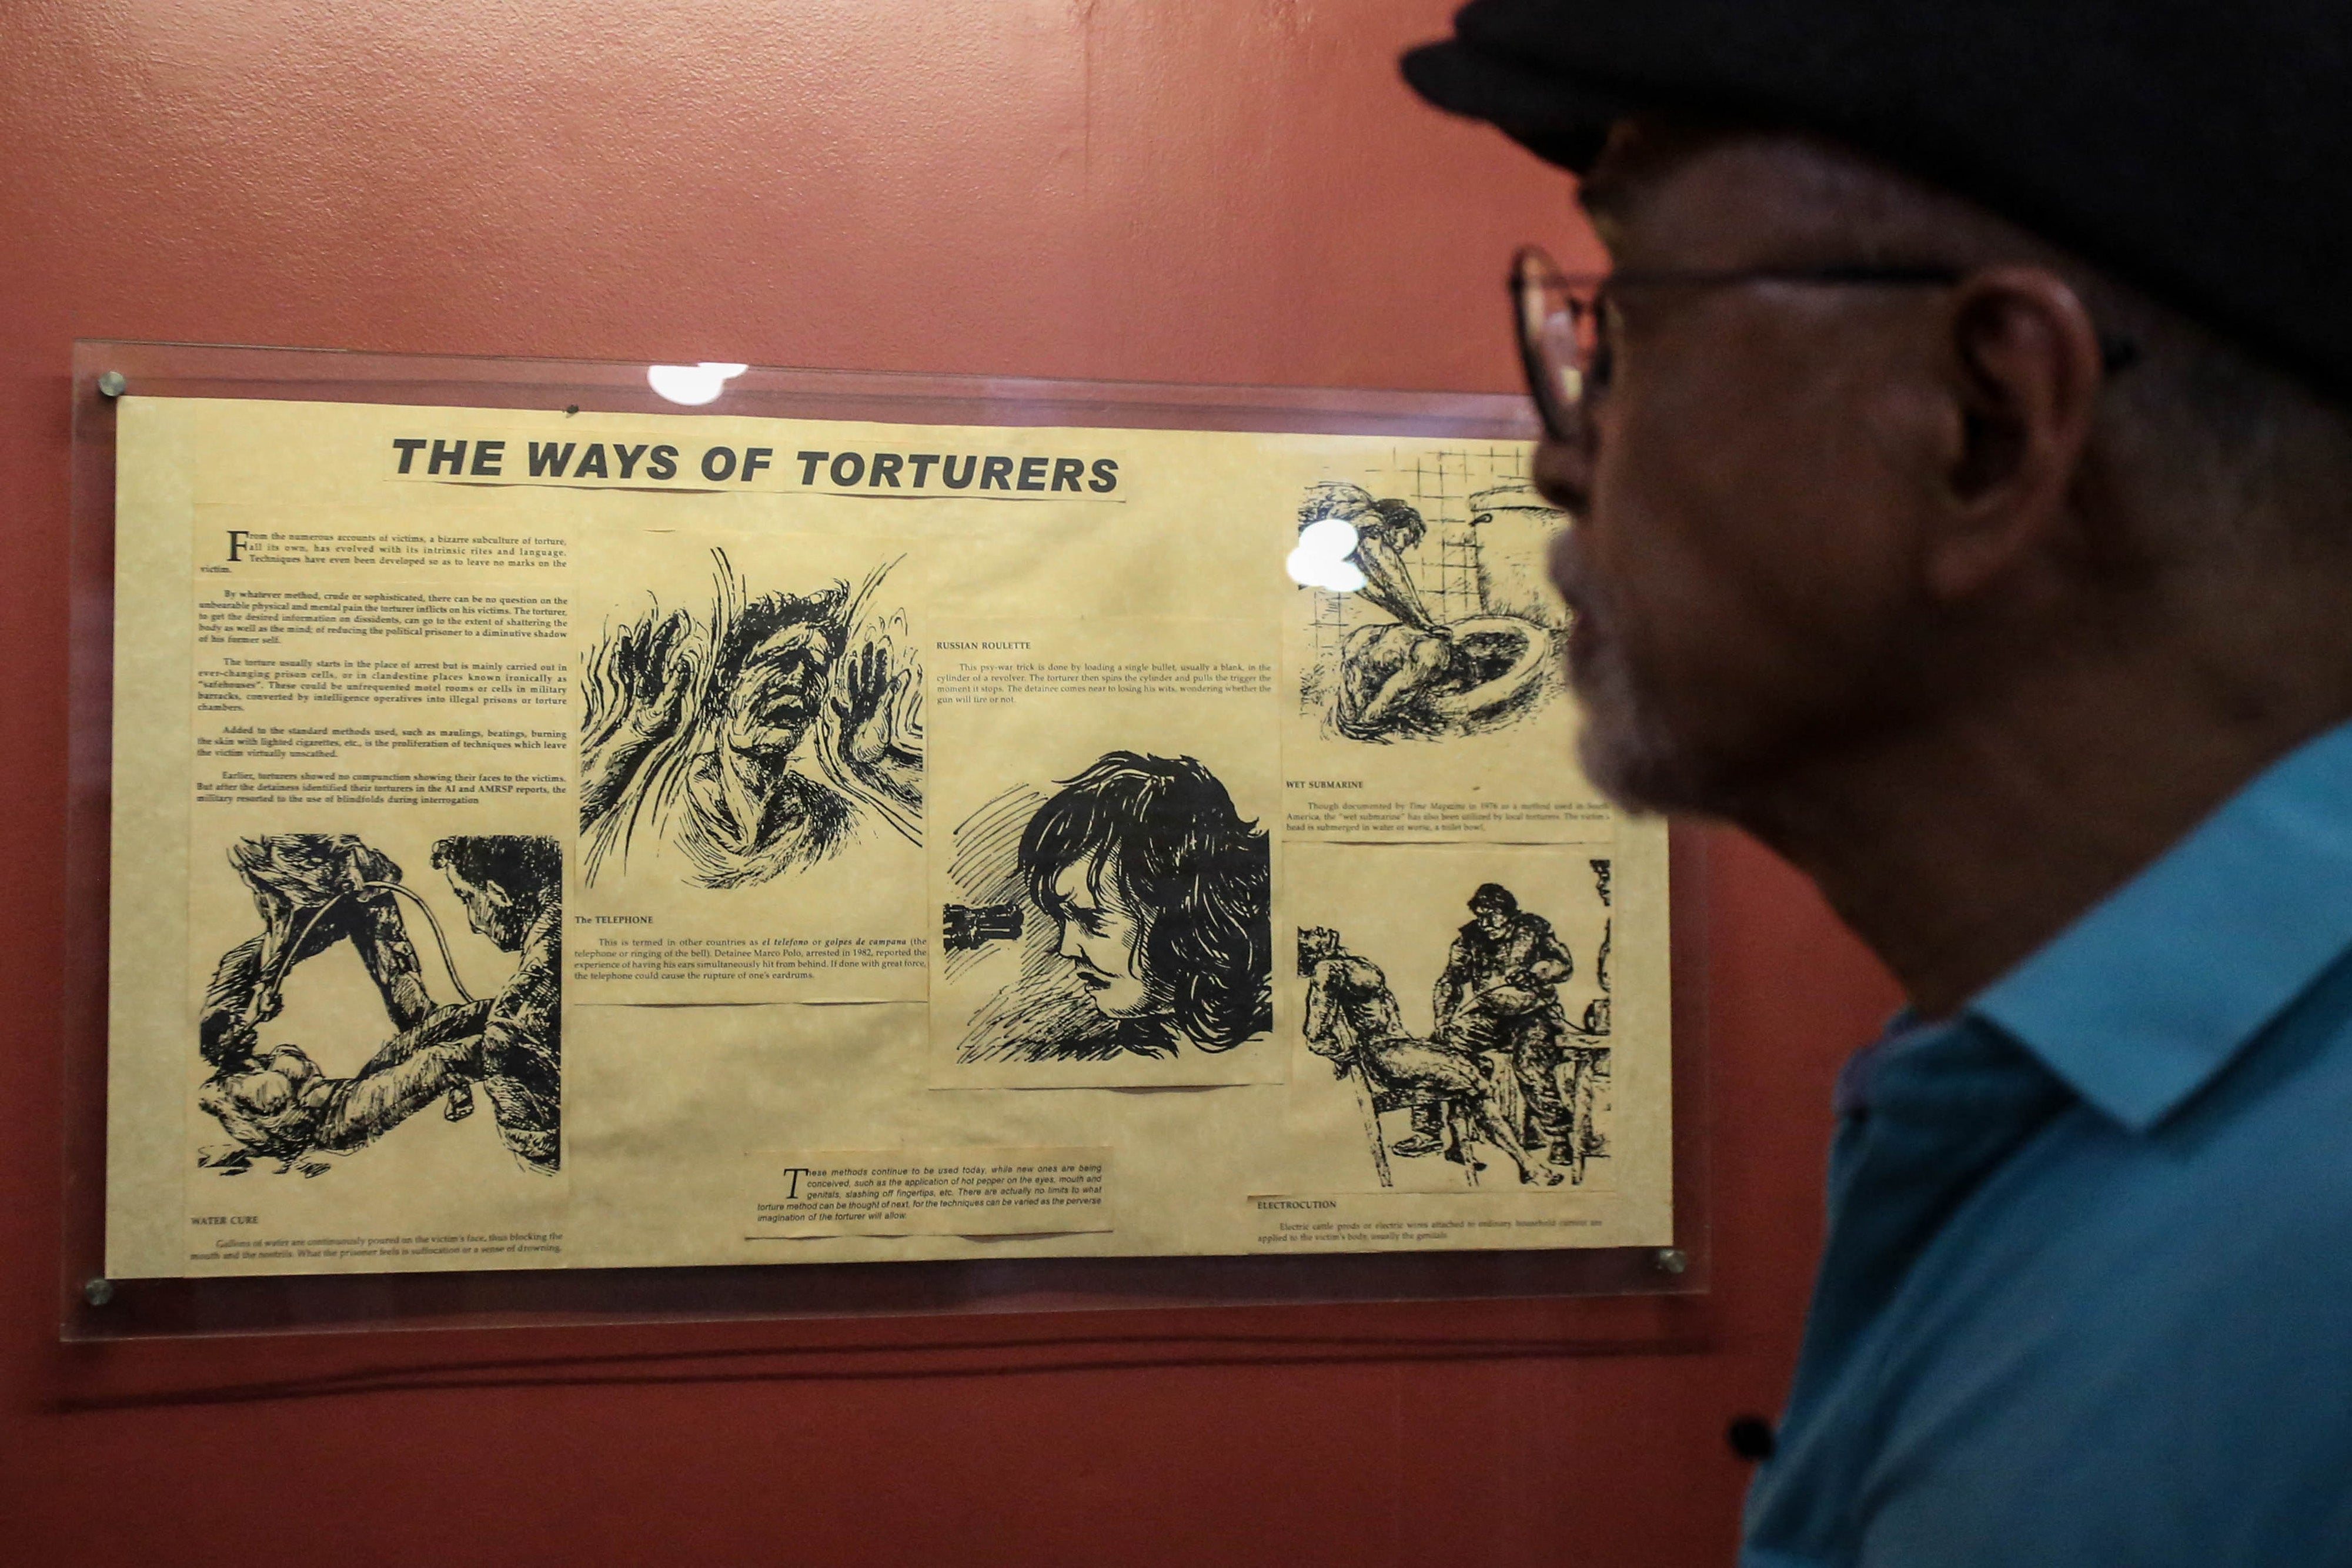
[{"xmin": 1403, "ymin": 1, "xmax": 2352, "ymax": 402}]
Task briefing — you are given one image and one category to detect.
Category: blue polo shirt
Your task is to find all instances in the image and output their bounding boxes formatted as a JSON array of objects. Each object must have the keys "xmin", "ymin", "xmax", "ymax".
[{"xmin": 1742, "ymin": 722, "xmax": 2352, "ymax": 1566}]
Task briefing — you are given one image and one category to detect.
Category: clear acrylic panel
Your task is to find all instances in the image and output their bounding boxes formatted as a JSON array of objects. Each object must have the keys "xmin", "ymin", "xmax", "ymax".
[{"xmin": 64, "ymin": 339, "xmax": 1708, "ymax": 1339}]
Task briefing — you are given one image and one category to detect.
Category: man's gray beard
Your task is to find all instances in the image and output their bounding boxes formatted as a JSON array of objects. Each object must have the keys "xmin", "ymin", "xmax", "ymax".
[{"xmin": 1569, "ymin": 637, "xmax": 1712, "ymax": 816}]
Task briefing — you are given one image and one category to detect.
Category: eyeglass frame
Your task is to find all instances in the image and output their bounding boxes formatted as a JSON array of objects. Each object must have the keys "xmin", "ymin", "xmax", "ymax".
[{"xmin": 1509, "ymin": 244, "xmax": 2140, "ymax": 448}]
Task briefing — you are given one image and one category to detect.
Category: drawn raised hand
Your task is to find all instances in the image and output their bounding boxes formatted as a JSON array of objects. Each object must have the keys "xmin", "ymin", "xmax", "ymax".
[
  {"xmin": 602, "ymin": 609, "xmax": 697, "ymax": 746},
  {"xmin": 833, "ymin": 638, "xmax": 887, "ymax": 727},
  {"xmin": 582, "ymin": 609, "xmax": 699, "ymax": 837},
  {"xmin": 836, "ymin": 639, "xmax": 923, "ymax": 771}
]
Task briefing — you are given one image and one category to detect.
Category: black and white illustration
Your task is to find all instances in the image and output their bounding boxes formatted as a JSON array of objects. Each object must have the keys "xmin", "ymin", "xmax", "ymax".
[
  {"xmin": 1294, "ymin": 466, "xmax": 1568, "ymax": 743},
  {"xmin": 1299, "ymin": 862, "xmax": 1612, "ymax": 1188},
  {"xmin": 941, "ymin": 751, "xmax": 1273, "ymax": 1064},
  {"xmin": 195, "ymin": 832, "xmax": 563, "ymax": 1178},
  {"xmin": 580, "ymin": 548, "xmax": 922, "ymax": 889}
]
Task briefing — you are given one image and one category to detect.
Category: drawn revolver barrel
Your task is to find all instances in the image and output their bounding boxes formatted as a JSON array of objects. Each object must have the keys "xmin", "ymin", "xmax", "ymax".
[{"xmin": 942, "ymin": 901, "xmax": 1023, "ymax": 953}]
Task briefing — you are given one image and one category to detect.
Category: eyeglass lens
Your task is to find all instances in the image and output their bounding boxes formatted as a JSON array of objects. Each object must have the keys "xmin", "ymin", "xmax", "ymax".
[{"xmin": 1514, "ymin": 246, "xmax": 1592, "ymax": 445}]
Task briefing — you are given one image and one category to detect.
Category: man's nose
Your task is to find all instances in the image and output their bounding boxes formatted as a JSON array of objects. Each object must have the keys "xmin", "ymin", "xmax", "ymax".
[{"xmin": 1532, "ymin": 434, "xmax": 1591, "ymax": 520}]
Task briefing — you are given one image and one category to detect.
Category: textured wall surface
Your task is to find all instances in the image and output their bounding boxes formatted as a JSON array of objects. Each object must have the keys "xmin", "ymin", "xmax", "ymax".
[{"xmin": 0, "ymin": 3, "xmax": 1902, "ymax": 1563}]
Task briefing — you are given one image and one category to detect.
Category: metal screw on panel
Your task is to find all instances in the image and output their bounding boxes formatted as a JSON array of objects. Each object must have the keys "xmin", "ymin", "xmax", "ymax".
[
  {"xmin": 1653, "ymin": 1248, "xmax": 1688, "ymax": 1275},
  {"xmin": 83, "ymin": 1276, "xmax": 115, "ymax": 1306},
  {"xmin": 96, "ymin": 370, "xmax": 127, "ymax": 399}
]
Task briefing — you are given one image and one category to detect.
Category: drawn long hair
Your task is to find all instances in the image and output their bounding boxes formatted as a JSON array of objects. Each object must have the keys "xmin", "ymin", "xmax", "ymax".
[{"xmin": 1018, "ymin": 751, "xmax": 1272, "ymax": 1049}]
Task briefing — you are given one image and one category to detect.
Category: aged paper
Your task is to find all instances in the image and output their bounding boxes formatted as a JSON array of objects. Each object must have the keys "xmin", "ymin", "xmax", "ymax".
[
  {"xmin": 743, "ymin": 1148, "xmax": 1112, "ymax": 1238},
  {"xmin": 104, "ymin": 396, "xmax": 1673, "ymax": 1279},
  {"xmin": 1266, "ymin": 833, "xmax": 1671, "ymax": 1249}
]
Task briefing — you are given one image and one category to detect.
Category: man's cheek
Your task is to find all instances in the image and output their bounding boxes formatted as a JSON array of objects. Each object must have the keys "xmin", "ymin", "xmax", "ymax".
[{"xmin": 1546, "ymin": 527, "xmax": 1579, "ymax": 606}]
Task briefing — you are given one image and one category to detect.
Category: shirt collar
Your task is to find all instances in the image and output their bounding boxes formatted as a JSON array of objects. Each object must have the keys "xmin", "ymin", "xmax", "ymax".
[{"xmin": 1973, "ymin": 718, "xmax": 2352, "ymax": 1133}]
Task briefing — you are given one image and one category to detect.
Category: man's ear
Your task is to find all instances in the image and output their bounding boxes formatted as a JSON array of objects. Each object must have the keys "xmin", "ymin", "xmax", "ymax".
[{"xmin": 1926, "ymin": 266, "xmax": 2107, "ymax": 600}]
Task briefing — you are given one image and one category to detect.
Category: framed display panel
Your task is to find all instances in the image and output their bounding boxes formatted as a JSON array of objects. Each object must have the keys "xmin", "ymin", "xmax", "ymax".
[{"xmin": 61, "ymin": 340, "xmax": 1711, "ymax": 1340}]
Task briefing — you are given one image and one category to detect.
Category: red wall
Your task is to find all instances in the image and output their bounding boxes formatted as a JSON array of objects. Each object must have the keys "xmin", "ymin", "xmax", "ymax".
[{"xmin": 0, "ymin": 4, "xmax": 1903, "ymax": 1563}]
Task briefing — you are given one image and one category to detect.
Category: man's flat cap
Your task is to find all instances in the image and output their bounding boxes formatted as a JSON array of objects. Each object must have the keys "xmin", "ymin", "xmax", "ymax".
[{"xmin": 1404, "ymin": 1, "xmax": 2352, "ymax": 402}]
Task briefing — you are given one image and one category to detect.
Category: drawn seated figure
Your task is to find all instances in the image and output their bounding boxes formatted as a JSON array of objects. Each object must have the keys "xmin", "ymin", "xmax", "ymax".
[{"xmin": 1297, "ymin": 925, "xmax": 1557, "ymax": 1186}]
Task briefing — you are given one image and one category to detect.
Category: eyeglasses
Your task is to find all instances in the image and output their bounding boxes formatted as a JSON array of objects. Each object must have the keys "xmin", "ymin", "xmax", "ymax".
[
  {"xmin": 1509, "ymin": 244, "xmax": 2140, "ymax": 447},
  {"xmin": 1512, "ymin": 245, "xmax": 1965, "ymax": 447}
]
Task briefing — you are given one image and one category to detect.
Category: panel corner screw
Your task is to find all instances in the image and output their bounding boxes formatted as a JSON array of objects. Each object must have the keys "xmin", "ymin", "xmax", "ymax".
[
  {"xmin": 83, "ymin": 1276, "xmax": 115, "ymax": 1306},
  {"xmin": 96, "ymin": 370, "xmax": 127, "ymax": 399},
  {"xmin": 1652, "ymin": 1248, "xmax": 1688, "ymax": 1275}
]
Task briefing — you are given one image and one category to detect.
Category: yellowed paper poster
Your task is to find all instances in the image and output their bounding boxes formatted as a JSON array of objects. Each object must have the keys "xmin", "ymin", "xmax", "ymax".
[
  {"xmin": 103, "ymin": 394, "xmax": 1673, "ymax": 1279},
  {"xmin": 743, "ymin": 1147, "xmax": 1113, "ymax": 1238}
]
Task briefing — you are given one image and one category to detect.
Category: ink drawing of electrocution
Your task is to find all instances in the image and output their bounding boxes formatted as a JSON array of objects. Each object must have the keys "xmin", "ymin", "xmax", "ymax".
[{"xmin": 1290, "ymin": 845, "xmax": 1619, "ymax": 1196}]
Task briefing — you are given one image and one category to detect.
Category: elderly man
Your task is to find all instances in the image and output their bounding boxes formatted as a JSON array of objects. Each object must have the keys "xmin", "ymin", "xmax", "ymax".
[{"xmin": 1404, "ymin": 2, "xmax": 2352, "ymax": 1563}]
